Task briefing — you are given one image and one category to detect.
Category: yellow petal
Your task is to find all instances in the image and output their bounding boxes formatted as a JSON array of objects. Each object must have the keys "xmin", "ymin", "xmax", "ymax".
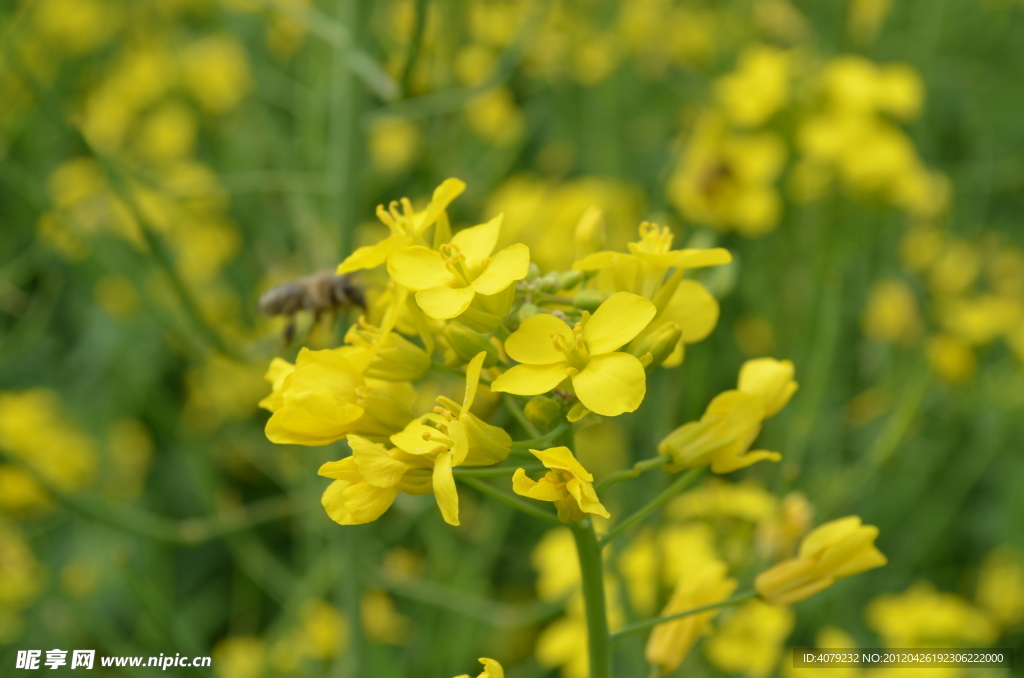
[
  {"xmin": 387, "ymin": 246, "xmax": 455, "ymax": 290},
  {"xmin": 571, "ymin": 352, "xmax": 646, "ymax": 416},
  {"xmin": 512, "ymin": 469, "xmax": 564, "ymax": 502},
  {"xmin": 413, "ymin": 178, "xmax": 466, "ymax": 234},
  {"xmin": 342, "ymin": 481, "xmax": 400, "ymax": 523},
  {"xmin": 471, "ymin": 243, "xmax": 530, "ymax": 295},
  {"xmin": 662, "ymin": 247, "xmax": 733, "ymax": 270},
  {"xmin": 583, "ymin": 292, "xmax": 657, "ymax": 355},
  {"xmin": 504, "ymin": 313, "xmax": 572, "ymax": 365},
  {"xmin": 390, "ymin": 420, "xmax": 449, "ymax": 456},
  {"xmin": 478, "ymin": 658, "xmax": 504, "ymax": 678},
  {"xmin": 415, "ymin": 285, "xmax": 476, "ymax": 319},
  {"xmin": 337, "ymin": 234, "xmax": 407, "ymax": 274},
  {"xmin": 432, "ymin": 451, "xmax": 460, "ymax": 526},
  {"xmin": 350, "ymin": 436, "xmax": 408, "ymax": 488},
  {"xmin": 660, "ymin": 281, "xmax": 720, "ymax": 343},
  {"xmin": 447, "ymin": 419, "xmax": 470, "ymax": 466},
  {"xmin": 565, "ymin": 479, "xmax": 610, "ymax": 518},
  {"xmin": 451, "ymin": 214, "xmax": 502, "ymax": 269},
  {"xmin": 490, "ymin": 362, "xmax": 569, "ymax": 396},
  {"xmin": 572, "ymin": 250, "xmax": 629, "ymax": 271},
  {"xmin": 462, "ymin": 352, "xmax": 487, "ymax": 412},
  {"xmin": 321, "ymin": 479, "xmax": 357, "ymax": 524},
  {"xmin": 317, "ymin": 457, "xmax": 361, "ymax": 482},
  {"xmin": 531, "ymin": 446, "xmax": 592, "ymax": 481}
]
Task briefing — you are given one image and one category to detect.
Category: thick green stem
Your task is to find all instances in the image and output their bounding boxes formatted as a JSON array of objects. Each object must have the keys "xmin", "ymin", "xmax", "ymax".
[
  {"xmin": 598, "ymin": 468, "xmax": 703, "ymax": 548},
  {"xmin": 570, "ymin": 519, "xmax": 613, "ymax": 678}
]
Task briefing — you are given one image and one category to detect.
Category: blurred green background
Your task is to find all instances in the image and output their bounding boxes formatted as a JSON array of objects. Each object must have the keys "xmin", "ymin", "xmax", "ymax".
[{"xmin": 1, "ymin": 0, "xmax": 1023, "ymax": 676}]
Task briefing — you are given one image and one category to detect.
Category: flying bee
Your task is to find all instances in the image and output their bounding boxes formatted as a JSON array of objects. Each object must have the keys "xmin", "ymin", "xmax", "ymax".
[{"xmin": 258, "ymin": 271, "xmax": 366, "ymax": 345}]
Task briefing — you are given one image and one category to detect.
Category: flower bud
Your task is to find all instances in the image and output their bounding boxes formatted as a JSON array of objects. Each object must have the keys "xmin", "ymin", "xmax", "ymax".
[
  {"xmin": 573, "ymin": 289, "xmax": 610, "ymax": 312},
  {"xmin": 526, "ymin": 262, "xmax": 541, "ymax": 280},
  {"xmin": 536, "ymin": 272, "xmax": 561, "ymax": 293},
  {"xmin": 514, "ymin": 304, "xmax": 538, "ymax": 325},
  {"xmin": 630, "ymin": 322, "xmax": 683, "ymax": 372},
  {"xmin": 444, "ymin": 322, "xmax": 499, "ymax": 367},
  {"xmin": 574, "ymin": 206, "xmax": 606, "ymax": 260},
  {"xmin": 755, "ymin": 516, "xmax": 887, "ymax": 605},
  {"xmin": 559, "ymin": 270, "xmax": 584, "ymax": 290},
  {"xmin": 524, "ymin": 395, "xmax": 562, "ymax": 428},
  {"xmin": 738, "ymin": 358, "xmax": 797, "ymax": 418}
]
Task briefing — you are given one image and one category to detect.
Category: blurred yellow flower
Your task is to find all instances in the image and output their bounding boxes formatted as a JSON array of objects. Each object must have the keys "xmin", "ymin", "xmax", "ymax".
[
  {"xmin": 705, "ymin": 600, "xmax": 795, "ymax": 678},
  {"xmin": 738, "ymin": 357, "xmax": 798, "ymax": 417},
  {"xmin": 976, "ymin": 546, "xmax": 1024, "ymax": 629},
  {"xmin": 453, "ymin": 657, "xmax": 503, "ymax": 678},
  {"xmin": 715, "ymin": 45, "xmax": 791, "ymax": 128},
  {"xmin": 668, "ymin": 115, "xmax": 785, "ymax": 237},
  {"xmin": 926, "ymin": 334, "xmax": 976, "ymax": 385},
  {"xmin": 492, "ymin": 292, "xmax": 655, "ymax": 416},
  {"xmin": 645, "ymin": 559, "xmax": 738, "ymax": 675},
  {"xmin": 865, "ymin": 582, "xmax": 998, "ymax": 647},
  {"xmin": 213, "ymin": 636, "xmax": 265, "ymax": 678},
  {"xmin": 861, "ymin": 279, "xmax": 922, "ymax": 344},
  {"xmin": 181, "ymin": 36, "xmax": 252, "ymax": 113},
  {"xmin": 369, "ymin": 117, "xmax": 421, "ymax": 174},
  {"xmin": 513, "ymin": 446, "xmax": 609, "ymax": 523},
  {"xmin": 300, "ymin": 599, "xmax": 348, "ymax": 659},
  {"xmin": 756, "ymin": 516, "xmax": 886, "ymax": 605}
]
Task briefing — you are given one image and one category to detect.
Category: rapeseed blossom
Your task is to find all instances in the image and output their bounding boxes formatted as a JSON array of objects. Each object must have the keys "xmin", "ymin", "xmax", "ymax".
[
  {"xmin": 491, "ymin": 292, "xmax": 655, "ymax": 417},
  {"xmin": 513, "ymin": 446, "xmax": 609, "ymax": 523},
  {"xmin": 756, "ymin": 516, "xmax": 886, "ymax": 605}
]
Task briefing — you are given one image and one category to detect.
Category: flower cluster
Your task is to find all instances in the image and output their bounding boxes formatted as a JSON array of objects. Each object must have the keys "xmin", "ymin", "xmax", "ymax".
[{"xmin": 259, "ymin": 179, "xmax": 888, "ymax": 675}]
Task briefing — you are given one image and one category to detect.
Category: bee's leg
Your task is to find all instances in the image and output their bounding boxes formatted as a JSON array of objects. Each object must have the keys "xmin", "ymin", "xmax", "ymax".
[{"xmin": 282, "ymin": 314, "xmax": 296, "ymax": 347}]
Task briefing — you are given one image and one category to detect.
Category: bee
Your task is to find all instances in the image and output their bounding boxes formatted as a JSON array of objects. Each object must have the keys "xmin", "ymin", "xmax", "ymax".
[{"xmin": 258, "ymin": 271, "xmax": 366, "ymax": 345}]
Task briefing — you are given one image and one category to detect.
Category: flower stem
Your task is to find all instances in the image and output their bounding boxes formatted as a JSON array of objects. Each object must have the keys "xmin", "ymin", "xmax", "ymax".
[
  {"xmin": 460, "ymin": 476, "xmax": 560, "ymax": 525},
  {"xmin": 510, "ymin": 423, "xmax": 569, "ymax": 449},
  {"xmin": 598, "ymin": 467, "xmax": 703, "ymax": 548},
  {"xmin": 595, "ymin": 454, "xmax": 672, "ymax": 490},
  {"xmin": 570, "ymin": 519, "xmax": 613, "ymax": 678},
  {"xmin": 610, "ymin": 591, "xmax": 756, "ymax": 640}
]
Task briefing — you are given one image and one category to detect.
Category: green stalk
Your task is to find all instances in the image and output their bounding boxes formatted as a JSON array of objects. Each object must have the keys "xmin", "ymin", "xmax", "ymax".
[
  {"xmin": 611, "ymin": 591, "xmax": 756, "ymax": 640},
  {"xmin": 460, "ymin": 476, "xmax": 560, "ymax": 525},
  {"xmin": 598, "ymin": 468, "xmax": 703, "ymax": 548},
  {"xmin": 595, "ymin": 454, "xmax": 672, "ymax": 490},
  {"xmin": 570, "ymin": 519, "xmax": 612, "ymax": 678}
]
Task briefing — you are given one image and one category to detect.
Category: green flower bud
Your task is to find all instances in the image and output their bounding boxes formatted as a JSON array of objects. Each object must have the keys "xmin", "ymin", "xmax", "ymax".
[
  {"xmin": 573, "ymin": 289, "xmax": 610, "ymax": 312},
  {"xmin": 444, "ymin": 322, "xmax": 499, "ymax": 367},
  {"xmin": 559, "ymin": 270, "xmax": 585, "ymax": 290},
  {"xmin": 536, "ymin": 272, "xmax": 562, "ymax": 293},
  {"xmin": 524, "ymin": 395, "xmax": 562, "ymax": 429},
  {"xmin": 630, "ymin": 322, "xmax": 683, "ymax": 372},
  {"xmin": 517, "ymin": 303, "xmax": 540, "ymax": 323}
]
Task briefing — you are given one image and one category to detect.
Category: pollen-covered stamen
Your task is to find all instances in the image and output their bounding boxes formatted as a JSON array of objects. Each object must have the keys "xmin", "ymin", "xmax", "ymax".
[
  {"xmin": 550, "ymin": 325, "xmax": 590, "ymax": 371},
  {"xmin": 439, "ymin": 243, "xmax": 473, "ymax": 285},
  {"xmin": 637, "ymin": 221, "xmax": 673, "ymax": 254},
  {"xmin": 432, "ymin": 405, "xmax": 455, "ymax": 420},
  {"xmin": 420, "ymin": 430, "xmax": 453, "ymax": 446}
]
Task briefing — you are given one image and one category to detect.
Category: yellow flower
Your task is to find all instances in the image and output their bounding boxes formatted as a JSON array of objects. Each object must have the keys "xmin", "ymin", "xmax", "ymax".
[
  {"xmin": 756, "ymin": 516, "xmax": 887, "ymax": 605},
  {"xmin": 738, "ymin": 357, "xmax": 798, "ymax": 417},
  {"xmin": 318, "ymin": 435, "xmax": 432, "ymax": 525},
  {"xmin": 339, "ymin": 178, "xmax": 465, "ymax": 274},
  {"xmin": 668, "ymin": 114, "xmax": 786, "ymax": 237},
  {"xmin": 660, "ymin": 357, "xmax": 795, "ymax": 473},
  {"xmin": 263, "ymin": 349, "xmax": 415, "ymax": 445},
  {"xmin": 453, "ymin": 657, "xmax": 504, "ymax": 678},
  {"xmin": 181, "ymin": 36, "xmax": 252, "ymax": 114},
  {"xmin": 865, "ymin": 581, "xmax": 998, "ymax": 647},
  {"xmin": 715, "ymin": 45, "xmax": 791, "ymax": 128},
  {"xmin": 491, "ymin": 292, "xmax": 656, "ymax": 417},
  {"xmin": 645, "ymin": 559, "xmax": 738, "ymax": 675},
  {"xmin": 387, "ymin": 215, "xmax": 530, "ymax": 319},
  {"xmin": 389, "ymin": 352, "xmax": 510, "ymax": 526},
  {"xmin": 705, "ymin": 601, "xmax": 795, "ymax": 678},
  {"xmin": 976, "ymin": 546, "xmax": 1024, "ymax": 629},
  {"xmin": 573, "ymin": 222, "xmax": 732, "ymax": 298},
  {"xmin": 861, "ymin": 279, "xmax": 922, "ymax": 344},
  {"xmin": 512, "ymin": 446, "xmax": 610, "ymax": 523},
  {"xmin": 659, "ymin": 392, "xmax": 776, "ymax": 473}
]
